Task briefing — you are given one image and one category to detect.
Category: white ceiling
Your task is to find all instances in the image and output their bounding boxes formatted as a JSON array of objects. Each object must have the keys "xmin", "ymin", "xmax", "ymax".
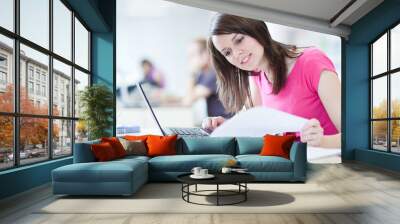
[
  {"xmin": 227, "ymin": 0, "xmax": 352, "ymax": 22},
  {"xmin": 166, "ymin": 0, "xmax": 384, "ymax": 38}
]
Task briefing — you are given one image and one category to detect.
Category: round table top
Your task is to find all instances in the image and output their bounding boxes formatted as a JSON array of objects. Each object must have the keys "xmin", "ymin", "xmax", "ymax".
[{"xmin": 177, "ymin": 172, "xmax": 255, "ymax": 185}]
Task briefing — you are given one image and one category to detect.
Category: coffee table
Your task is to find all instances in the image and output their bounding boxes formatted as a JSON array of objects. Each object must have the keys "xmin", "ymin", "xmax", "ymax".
[{"xmin": 177, "ymin": 172, "xmax": 255, "ymax": 206}]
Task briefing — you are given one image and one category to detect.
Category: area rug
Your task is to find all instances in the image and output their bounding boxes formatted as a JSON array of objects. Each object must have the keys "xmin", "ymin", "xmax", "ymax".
[{"xmin": 37, "ymin": 183, "xmax": 361, "ymax": 214}]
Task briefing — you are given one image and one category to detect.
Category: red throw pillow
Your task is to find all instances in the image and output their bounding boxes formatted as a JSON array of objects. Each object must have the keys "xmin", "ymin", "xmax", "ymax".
[
  {"xmin": 101, "ymin": 137, "xmax": 126, "ymax": 158},
  {"xmin": 259, "ymin": 134, "xmax": 296, "ymax": 159},
  {"xmin": 146, "ymin": 135, "xmax": 178, "ymax": 157},
  {"xmin": 91, "ymin": 142, "xmax": 117, "ymax": 161}
]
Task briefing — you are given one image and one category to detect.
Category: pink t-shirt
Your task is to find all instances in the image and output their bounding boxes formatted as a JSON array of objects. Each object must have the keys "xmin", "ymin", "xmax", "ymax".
[{"xmin": 251, "ymin": 48, "xmax": 338, "ymax": 135}]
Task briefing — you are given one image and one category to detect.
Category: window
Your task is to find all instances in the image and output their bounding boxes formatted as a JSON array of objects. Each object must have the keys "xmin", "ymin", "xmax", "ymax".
[
  {"xmin": 0, "ymin": 0, "xmax": 14, "ymax": 32},
  {"xmin": 74, "ymin": 69, "xmax": 89, "ymax": 142},
  {"xmin": 0, "ymin": 71, "xmax": 6, "ymax": 85},
  {"xmin": 28, "ymin": 81, "xmax": 34, "ymax": 94},
  {"xmin": 41, "ymin": 73, "xmax": 46, "ymax": 83},
  {"xmin": 0, "ymin": 0, "xmax": 91, "ymax": 170},
  {"xmin": 0, "ymin": 55, "xmax": 7, "ymax": 67},
  {"xmin": 54, "ymin": 89, "xmax": 58, "ymax": 104},
  {"xmin": 28, "ymin": 67, "xmax": 34, "ymax": 80},
  {"xmin": 0, "ymin": 54, "xmax": 8, "ymax": 89},
  {"xmin": 53, "ymin": 0, "xmax": 72, "ymax": 60},
  {"xmin": 371, "ymin": 23, "xmax": 400, "ymax": 154},
  {"xmin": 53, "ymin": 119, "xmax": 72, "ymax": 158},
  {"xmin": 53, "ymin": 59, "xmax": 72, "ymax": 117},
  {"xmin": 20, "ymin": 0, "xmax": 49, "ymax": 49},
  {"xmin": 75, "ymin": 18, "xmax": 89, "ymax": 70},
  {"xmin": 0, "ymin": 116, "xmax": 13, "ymax": 170},
  {"xmin": 391, "ymin": 24, "xmax": 400, "ymax": 69},
  {"xmin": 20, "ymin": 117, "xmax": 49, "ymax": 165},
  {"xmin": 0, "ymin": 35, "xmax": 13, "ymax": 113},
  {"xmin": 74, "ymin": 69, "xmax": 89, "ymax": 119},
  {"xmin": 35, "ymin": 70, "xmax": 40, "ymax": 81},
  {"xmin": 36, "ymin": 83, "xmax": 40, "ymax": 95},
  {"xmin": 42, "ymin": 85, "xmax": 46, "ymax": 97}
]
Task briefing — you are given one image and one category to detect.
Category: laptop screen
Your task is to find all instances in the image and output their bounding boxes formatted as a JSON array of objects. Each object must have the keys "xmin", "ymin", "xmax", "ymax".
[{"xmin": 136, "ymin": 83, "xmax": 167, "ymax": 136}]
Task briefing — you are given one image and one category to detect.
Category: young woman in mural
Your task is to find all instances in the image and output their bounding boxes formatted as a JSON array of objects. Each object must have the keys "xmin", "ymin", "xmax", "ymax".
[{"xmin": 202, "ymin": 14, "xmax": 341, "ymax": 148}]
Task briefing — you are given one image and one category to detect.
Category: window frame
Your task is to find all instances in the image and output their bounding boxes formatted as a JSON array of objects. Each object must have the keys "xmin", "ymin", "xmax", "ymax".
[
  {"xmin": 0, "ymin": 0, "xmax": 91, "ymax": 171},
  {"xmin": 370, "ymin": 20, "xmax": 400, "ymax": 154}
]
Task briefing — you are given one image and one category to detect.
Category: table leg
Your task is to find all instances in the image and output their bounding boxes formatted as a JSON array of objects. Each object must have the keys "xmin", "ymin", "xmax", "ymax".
[
  {"xmin": 245, "ymin": 183, "xmax": 247, "ymax": 201},
  {"xmin": 195, "ymin": 184, "xmax": 197, "ymax": 192},
  {"xmin": 217, "ymin": 184, "xmax": 219, "ymax": 206},
  {"xmin": 181, "ymin": 184, "xmax": 183, "ymax": 199},
  {"xmin": 187, "ymin": 184, "xmax": 190, "ymax": 202}
]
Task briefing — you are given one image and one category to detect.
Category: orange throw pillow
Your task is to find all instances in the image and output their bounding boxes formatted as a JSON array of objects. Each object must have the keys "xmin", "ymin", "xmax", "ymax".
[
  {"xmin": 91, "ymin": 142, "xmax": 117, "ymax": 162},
  {"xmin": 123, "ymin": 135, "xmax": 152, "ymax": 141},
  {"xmin": 259, "ymin": 134, "xmax": 296, "ymax": 159},
  {"xmin": 146, "ymin": 135, "xmax": 178, "ymax": 157},
  {"xmin": 101, "ymin": 137, "xmax": 126, "ymax": 158}
]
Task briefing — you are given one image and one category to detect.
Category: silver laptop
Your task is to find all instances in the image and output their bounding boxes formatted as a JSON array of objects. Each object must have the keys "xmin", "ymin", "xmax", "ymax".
[{"xmin": 137, "ymin": 83, "xmax": 210, "ymax": 137}]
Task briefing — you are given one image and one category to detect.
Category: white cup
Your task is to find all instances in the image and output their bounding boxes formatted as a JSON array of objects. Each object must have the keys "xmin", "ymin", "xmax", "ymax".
[
  {"xmin": 200, "ymin": 169, "xmax": 208, "ymax": 176},
  {"xmin": 221, "ymin": 167, "xmax": 232, "ymax": 174},
  {"xmin": 191, "ymin": 167, "xmax": 202, "ymax": 176}
]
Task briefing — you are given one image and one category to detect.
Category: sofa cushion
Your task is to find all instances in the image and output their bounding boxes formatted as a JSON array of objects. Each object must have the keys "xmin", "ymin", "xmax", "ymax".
[
  {"xmin": 236, "ymin": 137, "xmax": 263, "ymax": 155},
  {"xmin": 123, "ymin": 135, "xmax": 151, "ymax": 141},
  {"xmin": 115, "ymin": 155, "xmax": 150, "ymax": 164},
  {"xmin": 148, "ymin": 154, "xmax": 235, "ymax": 172},
  {"xmin": 91, "ymin": 142, "xmax": 118, "ymax": 161},
  {"xmin": 52, "ymin": 159, "xmax": 147, "ymax": 183},
  {"xmin": 177, "ymin": 137, "xmax": 235, "ymax": 155},
  {"xmin": 101, "ymin": 137, "xmax": 127, "ymax": 158},
  {"xmin": 260, "ymin": 134, "xmax": 296, "ymax": 159},
  {"xmin": 119, "ymin": 138, "xmax": 147, "ymax": 156},
  {"xmin": 147, "ymin": 135, "xmax": 178, "ymax": 157},
  {"xmin": 236, "ymin": 155, "xmax": 293, "ymax": 172}
]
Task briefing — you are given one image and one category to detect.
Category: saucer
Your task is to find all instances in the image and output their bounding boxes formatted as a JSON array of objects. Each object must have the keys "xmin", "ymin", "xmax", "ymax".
[{"xmin": 190, "ymin": 174, "xmax": 215, "ymax": 179}]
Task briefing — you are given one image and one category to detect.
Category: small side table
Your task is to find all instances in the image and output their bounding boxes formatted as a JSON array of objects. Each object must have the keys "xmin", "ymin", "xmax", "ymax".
[{"xmin": 177, "ymin": 173, "xmax": 255, "ymax": 206}]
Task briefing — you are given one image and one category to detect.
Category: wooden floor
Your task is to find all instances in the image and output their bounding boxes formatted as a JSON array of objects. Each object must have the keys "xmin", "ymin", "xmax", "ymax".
[{"xmin": 1, "ymin": 161, "xmax": 400, "ymax": 224}]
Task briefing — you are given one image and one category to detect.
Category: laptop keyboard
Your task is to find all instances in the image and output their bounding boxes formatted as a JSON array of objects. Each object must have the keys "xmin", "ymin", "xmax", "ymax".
[{"xmin": 169, "ymin": 127, "xmax": 209, "ymax": 137}]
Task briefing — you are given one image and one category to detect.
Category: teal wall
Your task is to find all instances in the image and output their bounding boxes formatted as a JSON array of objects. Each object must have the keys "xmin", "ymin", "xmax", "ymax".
[
  {"xmin": 91, "ymin": 0, "xmax": 116, "ymax": 136},
  {"xmin": 92, "ymin": 32, "xmax": 115, "ymax": 137},
  {"xmin": 344, "ymin": 0, "xmax": 400, "ymax": 171},
  {"xmin": 0, "ymin": 158, "xmax": 72, "ymax": 199},
  {"xmin": 0, "ymin": 0, "xmax": 116, "ymax": 200}
]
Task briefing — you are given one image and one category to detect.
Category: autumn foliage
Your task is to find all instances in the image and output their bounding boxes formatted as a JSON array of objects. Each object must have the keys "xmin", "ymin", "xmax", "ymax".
[
  {"xmin": 0, "ymin": 84, "xmax": 59, "ymax": 150},
  {"xmin": 372, "ymin": 99, "xmax": 400, "ymax": 141}
]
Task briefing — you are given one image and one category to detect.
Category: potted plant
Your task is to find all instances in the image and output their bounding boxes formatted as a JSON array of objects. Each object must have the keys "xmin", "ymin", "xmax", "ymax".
[{"xmin": 79, "ymin": 84, "xmax": 114, "ymax": 140}]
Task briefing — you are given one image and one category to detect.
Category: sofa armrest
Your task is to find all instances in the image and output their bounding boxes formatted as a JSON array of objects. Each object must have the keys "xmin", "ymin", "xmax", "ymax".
[
  {"xmin": 289, "ymin": 141, "xmax": 307, "ymax": 181},
  {"xmin": 73, "ymin": 140, "xmax": 100, "ymax": 163}
]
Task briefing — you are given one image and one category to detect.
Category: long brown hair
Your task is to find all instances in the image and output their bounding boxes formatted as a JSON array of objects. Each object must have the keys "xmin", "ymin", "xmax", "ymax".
[{"xmin": 208, "ymin": 14, "xmax": 300, "ymax": 113}]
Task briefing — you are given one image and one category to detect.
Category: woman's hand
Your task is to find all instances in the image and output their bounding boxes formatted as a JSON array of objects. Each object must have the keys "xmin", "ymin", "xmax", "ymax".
[
  {"xmin": 201, "ymin": 116, "xmax": 226, "ymax": 132},
  {"xmin": 300, "ymin": 118, "xmax": 324, "ymax": 147}
]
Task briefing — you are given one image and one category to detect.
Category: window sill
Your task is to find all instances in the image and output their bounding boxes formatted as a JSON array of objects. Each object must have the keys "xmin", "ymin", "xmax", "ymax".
[{"xmin": 0, "ymin": 156, "xmax": 72, "ymax": 175}]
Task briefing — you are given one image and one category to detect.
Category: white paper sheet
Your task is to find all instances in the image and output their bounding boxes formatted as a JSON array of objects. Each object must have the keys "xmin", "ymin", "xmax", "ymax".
[{"xmin": 210, "ymin": 106, "xmax": 308, "ymax": 137}]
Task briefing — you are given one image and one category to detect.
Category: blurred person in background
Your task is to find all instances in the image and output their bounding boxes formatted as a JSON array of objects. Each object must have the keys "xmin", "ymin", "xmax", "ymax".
[
  {"xmin": 140, "ymin": 59, "xmax": 165, "ymax": 89},
  {"xmin": 124, "ymin": 59, "xmax": 166, "ymax": 107},
  {"xmin": 182, "ymin": 38, "xmax": 231, "ymax": 119},
  {"xmin": 202, "ymin": 14, "xmax": 341, "ymax": 148}
]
